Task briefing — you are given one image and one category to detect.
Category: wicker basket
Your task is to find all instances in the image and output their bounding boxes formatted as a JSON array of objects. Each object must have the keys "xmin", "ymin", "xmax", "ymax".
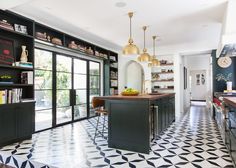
[{"xmin": 121, "ymin": 92, "xmax": 139, "ymax": 96}]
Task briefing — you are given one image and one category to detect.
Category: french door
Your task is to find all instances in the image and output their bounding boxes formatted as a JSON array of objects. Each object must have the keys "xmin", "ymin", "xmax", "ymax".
[{"xmin": 34, "ymin": 49, "xmax": 101, "ymax": 131}]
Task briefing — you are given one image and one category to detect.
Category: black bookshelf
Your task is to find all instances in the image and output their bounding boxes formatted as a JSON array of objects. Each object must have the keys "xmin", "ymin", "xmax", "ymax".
[
  {"xmin": 0, "ymin": 10, "xmax": 35, "ymax": 147},
  {"xmin": 0, "ymin": 9, "xmax": 119, "ymax": 145},
  {"xmin": 109, "ymin": 51, "xmax": 118, "ymax": 95}
]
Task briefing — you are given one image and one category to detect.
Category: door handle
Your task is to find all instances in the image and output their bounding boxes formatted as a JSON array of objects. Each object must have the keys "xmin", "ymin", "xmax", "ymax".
[{"xmin": 70, "ymin": 89, "xmax": 75, "ymax": 106}]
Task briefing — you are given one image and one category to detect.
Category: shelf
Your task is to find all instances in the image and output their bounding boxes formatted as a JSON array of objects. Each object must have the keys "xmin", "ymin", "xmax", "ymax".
[
  {"xmin": 110, "ymin": 67, "xmax": 118, "ymax": 70},
  {"xmin": 0, "ymin": 64, "xmax": 33, "ymax": 70},
  {"xmin": 0, "ymin": 27, "xmax": 34, "ymax": 39},
  {"xmin": 159, "ymin": 63, "xmax": 174, "ymax": 66},
  {"xmin": 110, "ymin": 78, "xmax": 118, "ymax": 80},
  {"xmin": 0, "ymin": 100, "xmax": 35, "ymax": 107},
  {"xmin": 110, "ymin": 60, "xmax": 117, "ymax": 63},
  {"xmin": 0, "ymin": 84, "xmax": 33, "ymax": 87},
  {"xmin": 153, "ymin": 88, "xmax": 174, "ymax": 90},
  {"xmin": 152, "ymin": 80, "xmax": 174, "ymax": 82},
  {"xmin": 35, "ymin": 39, "xmax": 107, "ymax": 61},
  {"xmin": 152, "ymin": 72, "xmax": 174, "ymax": 74}
]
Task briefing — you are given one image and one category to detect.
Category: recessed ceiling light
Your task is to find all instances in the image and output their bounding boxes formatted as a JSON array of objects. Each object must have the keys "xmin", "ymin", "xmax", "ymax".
[
  {"xmin": 115, "ymin": 2, "xmax": 127, "ymax": 8},
  {"xmin": 45, "ymin": 6, "xmax": 51, "ymax": 10},
  {"xmin": 202, "ymin": 24, "xmax": 208, "ymax": 28}
]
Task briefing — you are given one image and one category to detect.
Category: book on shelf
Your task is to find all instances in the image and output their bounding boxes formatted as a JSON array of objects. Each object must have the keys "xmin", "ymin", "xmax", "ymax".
[
  {"xmin": 110, "ymin": 80, "xmax": 118, "ymax": 87},
  {"xmin": 0, "ymin": 88, "xmax": 22, "ymax": 104},
  {"xmin": 15, "ymin": 61, "xmax": 33, "ymax": 68},
  {"xmin": 110, "ymin": 88, "xmax": 118, "ymax": 95},
  {"xmin": 110, "ymin": 56, "xmax": 117, "ymax": 62},
  {"xmin": 110, "ymin": 62, "xmax": 118, "ymax": 68},
  {"xmin": 21, "ymin": 71, "xmax": 33, "ymax": 84},
  {"xmin": 0, "ymin": 90, "xmax": 7, "ymax": 104}
]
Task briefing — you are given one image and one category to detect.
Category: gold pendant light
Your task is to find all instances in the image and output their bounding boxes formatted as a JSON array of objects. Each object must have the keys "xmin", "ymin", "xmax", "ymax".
[
  {"xmin": 148, "ymin": 36, "xmax": 160, "ymax": 67},
  {"xmin": 137, "ymin": 26, "xmax": 151, "ymax": 62},
  {"xmin": 123, "ymin": 12, "xmax": 140, "ymax": 55}
]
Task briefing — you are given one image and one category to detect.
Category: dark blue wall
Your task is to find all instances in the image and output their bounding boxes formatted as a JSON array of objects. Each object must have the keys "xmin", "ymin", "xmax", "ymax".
[{"xmin": 212, "ymin": 50, "xmax": 236, "ymax": 92}]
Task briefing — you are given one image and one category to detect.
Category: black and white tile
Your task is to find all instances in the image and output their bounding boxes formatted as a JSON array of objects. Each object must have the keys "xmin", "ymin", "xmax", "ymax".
[{"xmin": 0, "ymin": 106, "xmax": 234, "ymax": 168}]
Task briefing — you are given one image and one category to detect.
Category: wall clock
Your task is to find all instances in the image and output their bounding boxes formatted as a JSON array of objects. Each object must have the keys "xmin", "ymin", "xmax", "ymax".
[{"xmin": 217, "ymin": 56, "xmax": 232, "ymax": 68}]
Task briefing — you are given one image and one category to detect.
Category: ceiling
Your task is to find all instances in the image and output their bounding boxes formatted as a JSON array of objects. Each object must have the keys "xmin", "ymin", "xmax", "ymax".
[{"xmin": 1, "ymin": 0, "xmax": 228, "ymax": 52}]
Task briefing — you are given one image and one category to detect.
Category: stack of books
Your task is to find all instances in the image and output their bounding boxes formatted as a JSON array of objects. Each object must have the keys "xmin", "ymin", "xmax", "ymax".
[
  {"xmin": 15, "ymin": 62, "xmax": 33, "ymax": 68},
  {"xmin": 0, "ymin": 88, "xmax": 22, "ymax": 104},
  {"xmin": 0, "ymin": 20, "xmax": 14, "ymax": 31}
]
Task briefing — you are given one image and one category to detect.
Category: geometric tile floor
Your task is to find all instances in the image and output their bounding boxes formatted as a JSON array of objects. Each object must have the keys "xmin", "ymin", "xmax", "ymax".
[{"xmin": 0, "ymin": 105, "xmax": 234, "ymax": 168}]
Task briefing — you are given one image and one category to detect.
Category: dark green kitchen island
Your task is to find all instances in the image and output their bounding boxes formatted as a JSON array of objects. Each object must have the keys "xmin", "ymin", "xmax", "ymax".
[{"xmin": 98, "ymin": 93, "xmax": 175, "ymax": 154}]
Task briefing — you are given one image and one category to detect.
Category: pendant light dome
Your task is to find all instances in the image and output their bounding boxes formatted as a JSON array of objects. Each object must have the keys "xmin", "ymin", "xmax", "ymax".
[
  {"xmin": 137, "ymin": 26, "xmax": 151, "ymax": 62},
  {"xmin": 122, "ymin": 12, "xmax": 140, "ymax": 55}
]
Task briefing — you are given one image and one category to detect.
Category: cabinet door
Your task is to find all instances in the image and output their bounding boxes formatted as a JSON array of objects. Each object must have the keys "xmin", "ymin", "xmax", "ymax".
[
  {"xmin": 162, "ymin": 99, "xmax": 166, "ymax": 130},
  {"xmin": 16, "ymin": 103, "xmax": 34, "ymax": 139},
  {"xmin": 157, "ymin": 100, "xmax": 162, "ymax": 134},
  {"xmin": 0, "ymin": 105, "xmax": 17, "ymax": 145}
]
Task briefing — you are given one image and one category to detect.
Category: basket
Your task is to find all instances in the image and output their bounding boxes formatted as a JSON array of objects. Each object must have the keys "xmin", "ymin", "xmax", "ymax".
[{"xmin": 121, "ymin": 92, "xmax": 139, "ymax": 96}]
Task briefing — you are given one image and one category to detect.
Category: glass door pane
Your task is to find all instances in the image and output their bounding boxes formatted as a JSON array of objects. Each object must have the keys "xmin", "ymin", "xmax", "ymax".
[
  {"xmin": 56, "ymin": 55, "xmax": 72, "ymax": 124},
  {"xmin": 74, "ymin": 59, "xmax": 87, "ymax": 120},
  {"xmin": 34, "ymin": 49, "xmax": 53, "ymax": 131},
  {"xmin": 89, "ymin": 61, "xmax": 100, "ymax": 117}
]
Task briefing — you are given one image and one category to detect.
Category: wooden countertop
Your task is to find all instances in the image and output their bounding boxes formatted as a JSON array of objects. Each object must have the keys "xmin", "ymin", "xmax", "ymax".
[
  {"xmin": 223, "ymin": 97, "xmax": 236, "ymax": 108},
  {"xmin": 97, "ymin": 93, "xmax": 175, "ymax": 101}
]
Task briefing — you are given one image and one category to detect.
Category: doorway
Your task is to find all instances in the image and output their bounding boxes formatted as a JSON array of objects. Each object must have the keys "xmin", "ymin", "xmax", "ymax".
[
  {"xmin": 34, "ymin": 49, "xmax": 101, "ymax": 131},
  {"xmin": 189, "ymin": 70, "xmax": 207, "ymax": 104}
]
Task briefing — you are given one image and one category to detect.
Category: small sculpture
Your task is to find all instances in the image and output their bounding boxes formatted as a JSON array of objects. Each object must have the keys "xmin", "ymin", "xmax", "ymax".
[{"xmin": 20, "ymin": 45, "xmax": 28, "ymax": 63}]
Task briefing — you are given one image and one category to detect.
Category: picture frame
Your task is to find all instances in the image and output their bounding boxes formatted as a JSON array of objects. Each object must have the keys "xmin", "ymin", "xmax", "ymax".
[
  {"xmin": 0, "ymin": 36, "xmax": 15, "ymax": 65},
  {"xmin": 14, "ymin": 24, "xmax": 28, "ymax": 34},
  {"xmin": 184, "ymin": 67, "xmax": 187, "ymax": 89}
]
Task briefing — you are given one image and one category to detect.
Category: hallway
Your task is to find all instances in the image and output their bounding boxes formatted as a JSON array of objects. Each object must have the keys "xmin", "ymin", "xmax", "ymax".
[{"xmin": 0, "ymin": 105, "xmax": 234, "ymax": 168}]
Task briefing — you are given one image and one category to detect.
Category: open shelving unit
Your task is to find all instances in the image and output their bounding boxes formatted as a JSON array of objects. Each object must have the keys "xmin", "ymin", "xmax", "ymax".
[
  {"xmin": 108, "ymin": 51, "xmax": 118, "ymax": 95},
  {"xmin": 0, "ymin": 9, "xmax": 119, "ymax": 147},
  {"xmin": 151, "ymin": 56, "xmax": 174, "ymax": 93},
  {"xmin": 0, "ymin": 10, "xmax": 35, "ymax": 147}
]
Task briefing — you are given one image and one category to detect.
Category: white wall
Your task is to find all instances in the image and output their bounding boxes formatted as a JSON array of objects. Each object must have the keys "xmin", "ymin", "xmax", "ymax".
[
  {"xmin": 217, "ymin": 0, "xmax": 236, "ymax": 57},
  {"xmin": 182, "ymin": 54, "xmax": 211, "ymax": 110}
]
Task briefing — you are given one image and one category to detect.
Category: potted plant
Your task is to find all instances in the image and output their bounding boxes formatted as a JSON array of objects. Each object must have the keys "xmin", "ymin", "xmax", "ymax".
[
  {"xmin": 216, "ymin": 73, "xmax": 233, "ymax": 91},
  {"xmin": 0, "ymin": 75, "xmax": 13, "ymax": 83}
]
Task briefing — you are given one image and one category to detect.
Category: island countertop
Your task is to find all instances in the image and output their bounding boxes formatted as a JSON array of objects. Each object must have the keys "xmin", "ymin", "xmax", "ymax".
[
  {"xmin": 97, "ymin": 93, "xmax": 175, "ymax": 101},
  {"xmin": 223, "ymin": 97, "xmax": 236, "ymax": 108}
]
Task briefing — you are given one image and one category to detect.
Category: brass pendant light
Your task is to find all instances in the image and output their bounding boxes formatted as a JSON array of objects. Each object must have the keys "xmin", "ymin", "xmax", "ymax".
[
  {"xmin": 123, "ymin": 12, "xmax": 140, "ymax": 55},
  {"xmin": 137, "ymin": 26, "xmax": 151, "ymax": 62},
  {"xmin": 148, "ymin": 36, "xmax": 160, "ymax": 67}
]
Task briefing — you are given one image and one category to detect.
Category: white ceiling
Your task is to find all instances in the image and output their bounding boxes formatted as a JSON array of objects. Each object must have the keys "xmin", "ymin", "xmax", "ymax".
[{"xmin": 1, "ymin": 0, "xmax": 228, "ymax": 52}]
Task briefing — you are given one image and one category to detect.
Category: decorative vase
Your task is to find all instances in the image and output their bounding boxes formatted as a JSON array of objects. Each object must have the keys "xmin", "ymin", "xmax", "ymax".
[
  {"xmin": 227, "ymin": 81, "xmax": 232, "ymax": 91},
  {"xmin": 20, "ymin": 45, "xmax": 28, "ymax": 63}
]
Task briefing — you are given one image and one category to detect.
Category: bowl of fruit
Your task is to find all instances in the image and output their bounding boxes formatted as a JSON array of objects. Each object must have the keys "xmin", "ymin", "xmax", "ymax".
[{"xmin": 121, "ymin": 88, "xmax": 139, "ymax": 96}]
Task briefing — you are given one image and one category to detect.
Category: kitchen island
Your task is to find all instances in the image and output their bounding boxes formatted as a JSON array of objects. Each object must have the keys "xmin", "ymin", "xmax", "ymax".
[{"xmin": 98, "ymin": 93, "xmax": 175, "ymax": 154}]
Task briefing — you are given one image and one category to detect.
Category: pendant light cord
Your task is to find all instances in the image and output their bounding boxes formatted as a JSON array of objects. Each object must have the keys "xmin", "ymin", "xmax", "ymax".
[
  {"xmin": 143, "ymin": 26, "xmax": 146, "ymax": 50},
  {"xmin": 153, "ymin": 37, "xmax": 155, "ymax": 58},
  {"xmin": 130, "ymin": 16, "xmax": 132, "ymax": 39}
]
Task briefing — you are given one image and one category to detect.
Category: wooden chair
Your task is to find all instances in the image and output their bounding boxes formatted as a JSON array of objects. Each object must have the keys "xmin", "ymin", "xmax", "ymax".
[{"xmin": 92, "ymin": 97, "xmax": 108, "ymax": 141}]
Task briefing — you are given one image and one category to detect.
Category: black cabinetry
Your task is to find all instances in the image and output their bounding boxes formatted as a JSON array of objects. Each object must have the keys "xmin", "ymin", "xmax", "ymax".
[
  {"xmin": 153, "ymin": 95, "xmax": 175, "ymax": 136},
  {"xmin": 0, "ymin": 102, "xmax": 35, "ymax": 146}
]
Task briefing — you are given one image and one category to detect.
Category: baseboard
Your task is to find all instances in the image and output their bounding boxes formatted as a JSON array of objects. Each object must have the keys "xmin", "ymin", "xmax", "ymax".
[{"xmin": 191, "ymin": 100, "xmax": 206, "ymax": 102}]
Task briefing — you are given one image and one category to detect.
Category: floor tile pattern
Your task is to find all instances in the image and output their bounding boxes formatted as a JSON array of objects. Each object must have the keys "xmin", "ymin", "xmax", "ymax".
[{"xmin": 0, "ymin": 105, "xmax": 234, "ymax": 168}]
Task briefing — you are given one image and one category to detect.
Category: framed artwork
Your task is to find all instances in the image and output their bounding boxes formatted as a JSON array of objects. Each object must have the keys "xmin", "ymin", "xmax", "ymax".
[
  {"xmin": 14, "ymin": 24, "xmax": 28, "ymax": 34},
  {"xmin": 184, "ymin": 67, "xmax": 187, "ymax": 89},
  {"xmin": 196, "ymin": 74, "xmax": 200, "ymax": 85},
  {"xmin": 201, "ymin": 73, "xmax": 205, "ymax": 85},
  {"xmin": 0, "ymin": 36, "xmax": 14, "ymax": 65}
]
